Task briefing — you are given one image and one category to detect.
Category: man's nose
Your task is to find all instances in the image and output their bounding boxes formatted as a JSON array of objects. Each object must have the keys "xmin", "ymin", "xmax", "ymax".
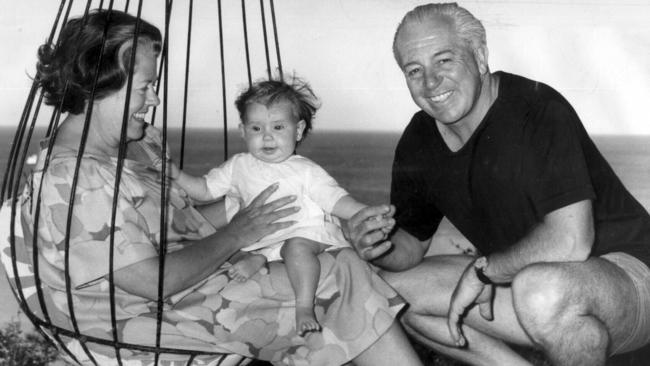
[{"xmin": 424, "ymin": 67, "xmax": 442, "ymax": 89}]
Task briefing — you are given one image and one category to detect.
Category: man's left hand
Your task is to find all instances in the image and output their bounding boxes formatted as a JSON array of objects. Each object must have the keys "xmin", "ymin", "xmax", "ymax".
[
  {"xmin": 345, "ymin": 205, "xmax": 396, "ymax": 262},
  {"xmin": 447, "ymin": 260, "xmax": 495, "ymax": 347}
]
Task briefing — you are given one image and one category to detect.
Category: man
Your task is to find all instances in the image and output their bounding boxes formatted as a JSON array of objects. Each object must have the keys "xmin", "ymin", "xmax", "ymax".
[{"xmin": 347, "ymin": 3, "xmax": 650, "ymax": 366}]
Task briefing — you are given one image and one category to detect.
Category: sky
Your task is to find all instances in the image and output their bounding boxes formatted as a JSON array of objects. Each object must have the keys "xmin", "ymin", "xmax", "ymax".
[{"xmin": 1, "ymin": 0, "xmax": 650, "ymax": 134}]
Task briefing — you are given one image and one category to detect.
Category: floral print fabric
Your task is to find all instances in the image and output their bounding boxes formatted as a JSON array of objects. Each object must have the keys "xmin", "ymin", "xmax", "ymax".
[{"xmin": 14, "ymin": 133, "xmax": 405, "ymax": 365}]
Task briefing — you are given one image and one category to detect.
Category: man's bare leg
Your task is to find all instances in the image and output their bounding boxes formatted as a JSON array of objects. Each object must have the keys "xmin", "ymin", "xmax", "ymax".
[
  {"xmin": 382, "ymin": 255, "xmax": 534, "ymax": 366},
  {"xmin": 281, "ymin": 237, "xmax": 328, "ymax": 336},
  {"xmin": 511, "ymin": 258, "xmax": 639, "ymax": 366},
  {"xmin": 352, "ymin": 321, "xmax": 423, "ymax": 366},
  {"xmin": 403, "ymin": 313, "xmax": 532, "ymax": 365},
  {"xmin": 382, "ymin": 254, "xmax": 642, "ymax": 366}
]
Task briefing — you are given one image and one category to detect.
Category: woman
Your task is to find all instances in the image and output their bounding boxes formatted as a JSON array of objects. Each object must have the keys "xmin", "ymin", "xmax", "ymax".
[{"xmin": 21, "ymin": 9, "xmax": 422, "ymax": 366}]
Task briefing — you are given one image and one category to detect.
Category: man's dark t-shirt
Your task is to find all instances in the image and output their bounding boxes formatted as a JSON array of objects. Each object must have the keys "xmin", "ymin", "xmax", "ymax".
[{"xmin": 391, "ymin": 71, "xmax": 650, "ymax": 267}]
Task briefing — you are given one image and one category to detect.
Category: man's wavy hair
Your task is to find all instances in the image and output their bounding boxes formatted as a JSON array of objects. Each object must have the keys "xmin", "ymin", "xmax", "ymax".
[
  {"xmin": 392, "ymin": 2, "xmax": 487, "ymax": 66},
  {"xmin": 235, "ymin": 76, "xmax": 321, "ymax": 144},
  {"xmin": 36, "ymin": 9, "xmax": 162, "ymax": 115}
]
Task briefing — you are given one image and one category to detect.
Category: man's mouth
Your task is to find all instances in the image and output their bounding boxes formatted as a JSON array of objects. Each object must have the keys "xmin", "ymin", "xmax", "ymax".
[{"xmin": 429, "ymin": 90, "xmax": 453, "ymax": 103}]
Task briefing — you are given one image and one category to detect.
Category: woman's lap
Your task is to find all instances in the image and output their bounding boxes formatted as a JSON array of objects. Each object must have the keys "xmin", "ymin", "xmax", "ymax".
[{"xmin": 116, "ymin": 249, "xmax": 404, "ymax": 365}]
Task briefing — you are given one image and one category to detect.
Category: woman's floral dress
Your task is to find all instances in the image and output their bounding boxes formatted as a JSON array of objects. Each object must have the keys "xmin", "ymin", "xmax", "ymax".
[{"xmin": 16, "ymin": 132, "xmax": 405, "ymax": 366}]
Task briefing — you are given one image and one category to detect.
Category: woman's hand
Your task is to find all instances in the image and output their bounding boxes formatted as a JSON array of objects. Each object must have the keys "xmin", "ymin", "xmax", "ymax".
[
  {"xmin": 345, "ymin": 205, "xmax": 395, "ymax": 262},
  {"xmin": 222, "ymin": 183, "xmax": 299, "ymax": 249},
  {"xmin": 113, "ymin": 184, "xmax": 297, "ymax": 300}
]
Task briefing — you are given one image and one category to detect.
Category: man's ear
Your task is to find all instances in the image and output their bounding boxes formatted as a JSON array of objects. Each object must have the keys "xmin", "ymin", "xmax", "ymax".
[
  {"xmin": 296, "ymin": 120, "xmax": 306, "ymax": 141},
  {"xmin": 474, "ymin": 45, "xmax": 489, "ymax": 75}
]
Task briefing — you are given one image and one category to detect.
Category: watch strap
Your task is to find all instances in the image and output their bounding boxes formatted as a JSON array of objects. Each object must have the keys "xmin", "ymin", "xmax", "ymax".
[{"xmin": 474, "ymin": 256, "xmax": 492, "ymax": 284}]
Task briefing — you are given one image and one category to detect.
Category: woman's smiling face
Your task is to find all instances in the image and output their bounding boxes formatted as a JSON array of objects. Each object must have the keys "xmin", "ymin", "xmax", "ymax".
[{"xmin": 93, "ymin": 44, "xmax": 160, "ymax": 145}]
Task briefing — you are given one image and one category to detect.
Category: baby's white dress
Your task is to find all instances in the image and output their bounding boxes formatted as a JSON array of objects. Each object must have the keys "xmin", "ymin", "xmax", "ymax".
[{"xmin": 204, "ymin": 153, "xmax": 350, "ymax": 261}]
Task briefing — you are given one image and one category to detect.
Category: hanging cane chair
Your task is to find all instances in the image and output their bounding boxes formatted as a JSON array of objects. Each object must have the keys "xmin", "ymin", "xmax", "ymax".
[{"xmin": 0, "ymin": 0, "xmax": 284, "ymax": 364}]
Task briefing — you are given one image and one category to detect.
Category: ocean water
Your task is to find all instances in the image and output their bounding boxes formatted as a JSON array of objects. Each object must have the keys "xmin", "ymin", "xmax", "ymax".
[{"xmin": 1, "ymin": 127, "xmax": 649, "ymax": 209}]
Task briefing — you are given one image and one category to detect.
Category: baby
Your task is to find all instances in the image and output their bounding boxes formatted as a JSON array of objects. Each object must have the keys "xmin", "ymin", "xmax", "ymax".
[{"xmin": 168, "ymin": 78, "xmax": 390, "ymax": 336}]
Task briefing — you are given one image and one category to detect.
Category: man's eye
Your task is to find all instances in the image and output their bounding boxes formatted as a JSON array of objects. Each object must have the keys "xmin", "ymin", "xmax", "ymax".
[
  {"xmin": 438, "ymin": 58, "xmax": 451, "ymax": 65},
  {"xmin": 406, "ymin": 68, "xmax": 421, "ymax": 77}
]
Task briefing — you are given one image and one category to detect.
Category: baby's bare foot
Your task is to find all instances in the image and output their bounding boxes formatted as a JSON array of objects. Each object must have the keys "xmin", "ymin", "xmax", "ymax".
[
  {"xmin": 228, "ymin": 253, "xmax": 266, "ymax": 282},
  {"xmin": 296, "ymin": 305, "xmax": 321, "ymax": 336}
]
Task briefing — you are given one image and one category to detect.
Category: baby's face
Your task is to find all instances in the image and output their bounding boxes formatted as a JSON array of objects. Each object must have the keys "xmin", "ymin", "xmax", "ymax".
[{"xmin": 239, "ymin": 101, "xmax": 305, "ymax": 163}]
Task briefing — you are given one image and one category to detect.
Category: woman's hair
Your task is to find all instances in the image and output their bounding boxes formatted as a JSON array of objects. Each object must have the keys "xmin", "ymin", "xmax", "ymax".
[
  {"xmin": 235, "ymin": 77, "xmax": 321, "ymax": 142},
  {"xmin": 392, "ymin": 3, "xmax": 486, "ymax": 65},
  {"xmin": 36, "ymin": 9, "xmax": 162, "ymax": 114}
]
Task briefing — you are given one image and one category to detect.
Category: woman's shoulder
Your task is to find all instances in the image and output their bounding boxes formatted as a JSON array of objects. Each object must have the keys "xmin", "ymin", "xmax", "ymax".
[{"xmin": 40, "ymin": 147, "xmax": 118, "ymax": 191}]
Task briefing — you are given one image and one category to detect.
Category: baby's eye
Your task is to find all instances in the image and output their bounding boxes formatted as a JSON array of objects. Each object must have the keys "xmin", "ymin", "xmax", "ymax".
[
  {"xmin": 274, "ymin": 124, "xmax": 285, "ymax": 130},
  {"xmin": 250, "ymin": 125, "xmax": 261, "ymax": 132}
]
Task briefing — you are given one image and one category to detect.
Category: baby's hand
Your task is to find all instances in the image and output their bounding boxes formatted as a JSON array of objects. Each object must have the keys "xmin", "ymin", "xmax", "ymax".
[
  {"xmin": 167, "ymin": 161, "xmax": 180, "ymax": 180},
  {"xmin": 148, "ymin": 154, "xmax": 179, "ymax": 179}
]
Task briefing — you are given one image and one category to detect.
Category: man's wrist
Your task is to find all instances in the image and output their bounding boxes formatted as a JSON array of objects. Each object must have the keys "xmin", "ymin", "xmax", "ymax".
[{"xmin": 473, "ymin": 256, "xmax": 492, "ymax": 284}]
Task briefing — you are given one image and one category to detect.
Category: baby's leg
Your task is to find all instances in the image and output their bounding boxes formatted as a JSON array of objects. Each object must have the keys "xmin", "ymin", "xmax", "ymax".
[
  {"xmin": 280, "ymin": 238, "xmax": 329, "ymax": 336},
  {"xmin": 227, "ymin": 251, "xmax": 267, "ymax": 282}
]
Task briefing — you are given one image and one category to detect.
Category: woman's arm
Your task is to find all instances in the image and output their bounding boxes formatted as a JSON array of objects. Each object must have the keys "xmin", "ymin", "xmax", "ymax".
[
  {"xmin": 112, "ymin": 184, "xmax": 299, "ymax": 300},
  {"xmin": 195, "ymin": 197, "xmax": 229, "ymax": 229}
]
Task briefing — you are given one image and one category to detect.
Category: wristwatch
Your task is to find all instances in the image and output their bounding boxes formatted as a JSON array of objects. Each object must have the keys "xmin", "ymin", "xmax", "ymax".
[{"xmin": 473, "ymin": 256, "xmax": 492, "ymax": 284}]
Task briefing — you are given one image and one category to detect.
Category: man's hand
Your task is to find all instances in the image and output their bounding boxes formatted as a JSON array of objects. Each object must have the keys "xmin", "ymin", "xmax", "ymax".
[
  {"xmin": 447, "ymin": 260, "xmax": 495, "ymax": 347},
  {"xmin": 345, "ymin": 205, "xmax": 395, "ymax": 262}
]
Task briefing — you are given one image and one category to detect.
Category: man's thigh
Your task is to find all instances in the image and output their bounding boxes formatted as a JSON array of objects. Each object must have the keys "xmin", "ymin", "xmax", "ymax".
[
  {"xmin": 381, "ymin": 255, "xmax": 533, "ymax": 346},
  {"xmin": 381, "ymin": 253, "xmax": 649, "ymax": 352},
  {"xmin": 598, "ymin": 253, "xmax": 650, "ymax": 354},
  {"xmin": 511, "ymin": 254, "xmax": 646, "ymax": 355}
]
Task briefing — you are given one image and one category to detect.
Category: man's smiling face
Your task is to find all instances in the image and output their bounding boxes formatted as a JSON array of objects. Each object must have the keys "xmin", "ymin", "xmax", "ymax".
[{"xmin": 396, "ymin": 15, "xmax": 486, "ymax": 127}]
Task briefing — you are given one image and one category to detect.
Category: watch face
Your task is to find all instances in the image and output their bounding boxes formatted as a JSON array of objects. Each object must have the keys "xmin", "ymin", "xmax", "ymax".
[
  {"xmin": 474, "ymin": 256, "xmax": 488, "ymax": 269},
  {"xmin": 474, "ymin": 257, "xmax": 491, "ymax": 284}
]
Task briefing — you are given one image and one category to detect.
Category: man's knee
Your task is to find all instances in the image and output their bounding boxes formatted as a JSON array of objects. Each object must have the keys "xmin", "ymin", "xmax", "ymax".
[
  {"xmin": 512, "ymin": 263, "xmax": 572, "ymax": 329},
  {"xmin": 512, "ymin": 263, "xmax": 610, "ymax": 354}
]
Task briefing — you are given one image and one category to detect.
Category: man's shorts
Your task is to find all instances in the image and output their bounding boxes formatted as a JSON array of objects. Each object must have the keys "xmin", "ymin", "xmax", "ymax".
[{"xmin": 601, "ymin": 252, "xmax": 650, "ymax": 354}]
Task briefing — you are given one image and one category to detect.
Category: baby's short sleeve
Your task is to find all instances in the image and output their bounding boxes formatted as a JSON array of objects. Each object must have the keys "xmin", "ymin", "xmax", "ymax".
[
  {"xmin": 204, "ymin": 157, "xmax": 238, "ymax": 200},
  {"xmin": 303, "ymin": 159, "xmax": 348, "ymax": 213}
]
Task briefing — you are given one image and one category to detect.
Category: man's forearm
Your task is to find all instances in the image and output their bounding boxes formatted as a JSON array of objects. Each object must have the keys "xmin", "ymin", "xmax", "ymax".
[
  {"xmin": 372, "ymin": 228, "xmax": 430, "ymax": 271},
  {"xmin": 483, "ymin": 200, "xmax": 594, "ymax": 283}
]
